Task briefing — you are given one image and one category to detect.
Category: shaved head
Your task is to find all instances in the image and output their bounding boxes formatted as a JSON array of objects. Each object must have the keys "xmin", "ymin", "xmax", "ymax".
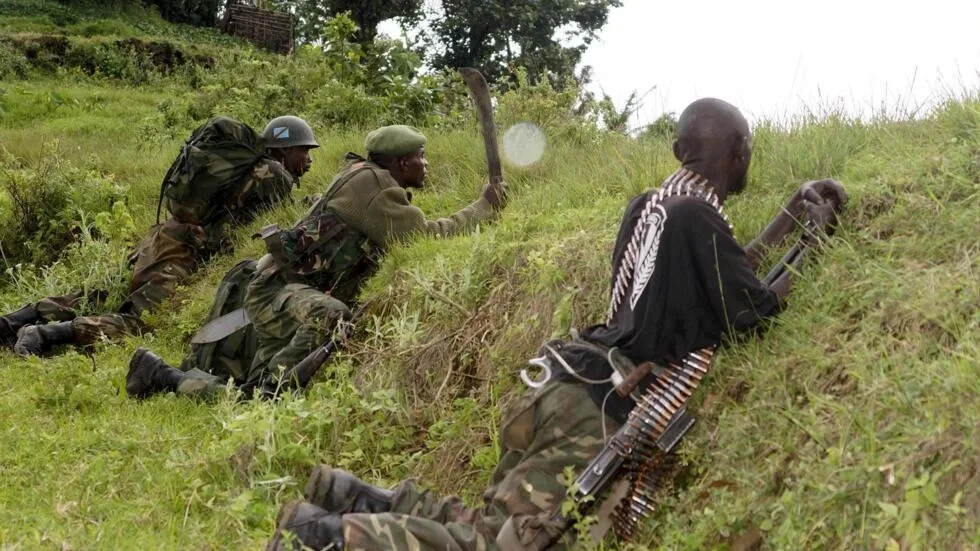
[{"xmin": 672, "ymin": 98, "xmax": 752, "ymax": 199}]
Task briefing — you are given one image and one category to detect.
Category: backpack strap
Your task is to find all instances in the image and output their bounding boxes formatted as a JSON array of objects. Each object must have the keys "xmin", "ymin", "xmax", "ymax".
[
  {"xmin": 156, "ymin": 135, "xmax": 198, "ymax": 224},
  {"xmin": 320, "ymin": 153, "xmax": 378, "ymax": 203},
  {"xmin": 156, "ymin": 159, "xmax": 180, "ymax": 225}
]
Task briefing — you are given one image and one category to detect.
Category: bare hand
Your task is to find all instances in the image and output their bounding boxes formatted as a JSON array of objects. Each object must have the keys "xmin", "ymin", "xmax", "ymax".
[
  {"xmin": 800, "ymin": 179, "xmax": 847, "ymax": 212},
  {"xmin": 482, "ymin": 180, "xmax": 508, "ymax": 210},
  {"xmin": 803, "ymin": 199, "xmax": 837, "ymax": 235}
]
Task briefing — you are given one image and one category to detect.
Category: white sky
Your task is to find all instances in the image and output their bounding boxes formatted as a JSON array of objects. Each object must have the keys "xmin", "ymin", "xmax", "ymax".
[
  {"xmin": 580, "ymin": 0, "xmax": 980, "ymax": 127},
  {"xmin": 380, "ymin": 0, "xmax": 980, "ymax": 127}
]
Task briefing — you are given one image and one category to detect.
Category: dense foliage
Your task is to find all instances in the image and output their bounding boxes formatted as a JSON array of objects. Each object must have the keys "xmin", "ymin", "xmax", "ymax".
[
  {"xmin": 278, "ymin": 0, "xmax": 423, "ymax": 45},
  {"xmin": 425, "ymin": 0, "xmax": 622, "ymax": 85}
]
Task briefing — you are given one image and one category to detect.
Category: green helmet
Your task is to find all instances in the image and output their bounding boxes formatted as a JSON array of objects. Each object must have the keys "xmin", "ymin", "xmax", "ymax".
[{"xmin": 262, "ymin": 116, "xmax": 320, "ymax": 149}]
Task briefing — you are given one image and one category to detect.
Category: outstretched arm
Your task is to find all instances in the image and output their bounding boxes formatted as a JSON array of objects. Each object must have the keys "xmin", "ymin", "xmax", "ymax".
[
  {"xmin": 743, "ymin": 200, "xmax": 803, "ymax": 270},
  {"xmin": 364, "ymin": 184, "xmax": 500, "ymax": 247}
]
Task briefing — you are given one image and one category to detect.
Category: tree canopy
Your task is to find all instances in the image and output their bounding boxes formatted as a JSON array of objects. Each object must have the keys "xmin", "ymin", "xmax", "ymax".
[
  {"xmin": 425, "ymin": 0, "xmax": 622, "ymax": 84},
  {"xmin": 274, "ymin": 0, "xmax": 621, "ymax": 85},
  {"xmin": 122, "ymin": 0, "xmax": 622, "ymax": 87},
  {"xmin": 279, "ymin": 0, "xmax": 422, "ymax": 45}
]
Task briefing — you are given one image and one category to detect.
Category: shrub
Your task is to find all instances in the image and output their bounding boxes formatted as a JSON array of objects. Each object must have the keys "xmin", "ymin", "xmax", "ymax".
[
  {"xmin": 0, "ymin": 41, "xmax": 31, "ymax": 80},
  {"xmin": 0, "ymin": 145, "xmax": 130, "ymax": 270},
  {"xmin": 64, "ymin": 40, "xmax": 154, "ymax": 82},
  {"xmin": 159, "ymin": 14, "xmax": 465, "ymax": 132}
]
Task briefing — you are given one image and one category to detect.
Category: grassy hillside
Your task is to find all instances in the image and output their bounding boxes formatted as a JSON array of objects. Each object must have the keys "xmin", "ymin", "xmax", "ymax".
[{"xmin": 1, "ymin": 5, "xmax": 978, "ymax": 550}]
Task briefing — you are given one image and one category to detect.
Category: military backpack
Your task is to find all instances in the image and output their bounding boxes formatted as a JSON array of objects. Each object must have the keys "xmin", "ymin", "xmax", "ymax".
[{"xmin": 157, "ymin": 116, "xmax": 267, "ymax": 227}]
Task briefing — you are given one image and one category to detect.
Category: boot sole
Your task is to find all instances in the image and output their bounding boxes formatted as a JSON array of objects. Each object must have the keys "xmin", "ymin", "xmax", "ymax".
[
  {"xmin": 303, "ymin": 464, "xmax": 334, "ymax": 509},
  {"xmin": 267, "ymin": 500, "xmax": 303, "ymax": 551},
  {"xmin": 12, "ymin": 325, "xmax": 42, "ymax": 357},
  {"xmin": 125, "ymin": 348, "xmax": 152, "ymax": 398}
]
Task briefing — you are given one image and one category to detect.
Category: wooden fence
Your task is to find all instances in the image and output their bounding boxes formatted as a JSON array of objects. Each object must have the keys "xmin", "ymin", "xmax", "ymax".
[{"xmin": 219, "ymin": 0, "xmax": 294, "ymax": 54}]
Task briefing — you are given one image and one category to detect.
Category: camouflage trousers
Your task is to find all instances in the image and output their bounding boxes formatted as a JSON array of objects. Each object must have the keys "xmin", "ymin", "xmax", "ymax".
[
  {"xmin": 243, "ymin": 270, "xmax": 351, "ymax": 388},
  {"xmin": 20, "ymin": 219, "xmax": 205, "ymax": 345},
  {"xmin": 341, "ymin": 380, "xmax": 618, "ymax": 550}
]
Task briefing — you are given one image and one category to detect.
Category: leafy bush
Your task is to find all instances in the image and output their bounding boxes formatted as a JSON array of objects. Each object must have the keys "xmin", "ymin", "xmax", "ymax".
[
  {"xmin": 159, "ymin": 14, "xmax": 465, "ymax": 131},
  {"xmin": 0, "ymin": 145, "xmax": 130, "ymax": 270},
  {"xmin": 0, "ymin": 41, "xmax": 31, "ymax": 80},
  {"xmin": 63, "ymin": 40, "xmax": 155, "ymax": 82}
]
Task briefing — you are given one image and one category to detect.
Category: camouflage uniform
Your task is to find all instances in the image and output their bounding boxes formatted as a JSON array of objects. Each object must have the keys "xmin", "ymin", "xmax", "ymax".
[
  {"xmin": 16, "ymin": 157, "xmax": 294, "ymax": 346},
  {"xmin": 243, "ymin": 154, "xmax": 496, "ymax": 390},
  {"xmin": 340, "ymin": 380, "xmax": 615, "ymax": 550}
]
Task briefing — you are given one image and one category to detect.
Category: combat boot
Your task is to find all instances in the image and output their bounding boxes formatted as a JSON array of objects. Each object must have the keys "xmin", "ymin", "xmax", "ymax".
[
  {"xmin": 304, "ymin": 464, "xmax": 394, "ymax": 515},
  {"xmin": 13, "ymin": 321, "xmax": 75, "ymax": 357},
  {"xmin": 267, "ymin": 501, "xmax": 344, "ymax": 551},
  {"xmin": 126, "ymin": 347, "xmax": 185, "ymax": 399},
  {"xmin": 0, "ymin": 305, "xmax": 40, "ymax": 347}
]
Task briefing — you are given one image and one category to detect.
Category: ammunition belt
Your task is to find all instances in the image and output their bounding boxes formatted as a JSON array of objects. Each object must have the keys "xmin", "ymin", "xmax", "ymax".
[{"xmin": 611, "ymin": 346, "xmax": 716, "ymax": 540}]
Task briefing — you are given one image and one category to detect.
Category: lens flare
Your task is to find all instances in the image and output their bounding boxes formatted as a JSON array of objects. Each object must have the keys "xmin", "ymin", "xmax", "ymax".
[{"xmin": 502, "ymin": 122, "xmax": 546, "ymax": 167}]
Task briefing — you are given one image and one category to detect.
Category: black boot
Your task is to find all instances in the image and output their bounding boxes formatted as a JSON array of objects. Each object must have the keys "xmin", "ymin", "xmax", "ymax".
[
  {"xmin": 14, "ymin": 321, "xmax": 75, "ymax": 357},
  {"xmin": 126, "ymin": 347, "xmax": 185, "ymax": 399},
  {"xmin": 0, "ymin": 305, "xmax": 41, "ymax": 347},
  {"xmin": 268, "ymin": 501, "xmax": 345, "ymax": 551},
  {"xmin": 304, "ymin": 464, "xmax": 394, "ymax": 515}
]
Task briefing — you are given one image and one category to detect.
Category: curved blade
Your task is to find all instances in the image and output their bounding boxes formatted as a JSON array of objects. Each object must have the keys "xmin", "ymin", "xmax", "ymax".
[
  {"xmin": 191, "ymin": 307, "xmax": 251, "ymax": 344},
  {"xmin": 459, "ymin": 67, "xmax": 503, "ymax": 185}
]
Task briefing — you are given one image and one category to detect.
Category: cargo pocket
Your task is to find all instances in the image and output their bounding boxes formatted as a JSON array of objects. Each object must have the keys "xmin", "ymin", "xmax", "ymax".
[
  {"xmin": 271, "ymin": 287, "xmax": 295, "ymax": 314},
  {"xmin": 500, "ymin": 389, "xmax": 540, "ymax": 454}
]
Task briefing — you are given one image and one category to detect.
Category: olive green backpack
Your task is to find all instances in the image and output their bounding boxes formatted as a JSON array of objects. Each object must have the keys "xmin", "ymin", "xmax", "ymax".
[{"xmin": 158, "ymin": 116, "xmax": 266, "ymax": 226}]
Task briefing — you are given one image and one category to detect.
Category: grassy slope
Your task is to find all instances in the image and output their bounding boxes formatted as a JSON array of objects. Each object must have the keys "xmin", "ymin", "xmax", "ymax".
[{"xmin": 1, "ymin": 14, "xmax": 979, "ymax": 551}]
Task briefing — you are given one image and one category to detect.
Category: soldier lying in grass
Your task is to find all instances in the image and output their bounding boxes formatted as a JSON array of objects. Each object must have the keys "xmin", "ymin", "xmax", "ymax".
[
  {"xmin": 125, "ymin": 124, "xmax": 508, "ymax": 400},
  {"xmin": 265, "ymin": 98, "xmax": 848, "ymax": 551},
  {"xmin": 1, "ymin": 115, "xmax": 318, "ymax": 357}
]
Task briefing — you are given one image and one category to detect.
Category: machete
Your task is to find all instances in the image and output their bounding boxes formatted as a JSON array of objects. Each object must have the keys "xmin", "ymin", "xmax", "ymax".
[
  {"xmin": 190, "ymin": 307, "xmax": 250, "ymax": 344},
  {"xmin": 459, "ymin": 68, "xmax": 504, "ymax": 188}
]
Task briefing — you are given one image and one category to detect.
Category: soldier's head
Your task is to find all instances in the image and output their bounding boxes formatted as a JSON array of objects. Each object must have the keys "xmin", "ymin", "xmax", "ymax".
[
  {"xmin": 364, "ymin": 125, "xmax": 429, "ymax": 189},
  {"xmin": 263, "ymin": 115, "xmax": 320, "ymax": 179},
  {"xmin": 673, "ymin": 98, "xmax": 752, "ymax": 201}
]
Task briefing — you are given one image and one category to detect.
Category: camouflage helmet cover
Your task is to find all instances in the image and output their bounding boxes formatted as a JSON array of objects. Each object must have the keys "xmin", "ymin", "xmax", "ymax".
[{"xmin": 263, "ymin": 115, "xmax": 320, "ymax": 149}]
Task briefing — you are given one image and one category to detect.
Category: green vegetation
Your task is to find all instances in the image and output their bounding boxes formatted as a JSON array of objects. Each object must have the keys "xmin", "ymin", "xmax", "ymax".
[{"xmin": 0, "ymin": 3, "xmax": 977, "ymax": 549}]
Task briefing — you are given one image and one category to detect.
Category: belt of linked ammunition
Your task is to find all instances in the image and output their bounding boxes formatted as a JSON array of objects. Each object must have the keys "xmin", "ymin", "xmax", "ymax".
[{"xmin": 610, "ymin": 346, "xmax": 716, "ymax": 541}]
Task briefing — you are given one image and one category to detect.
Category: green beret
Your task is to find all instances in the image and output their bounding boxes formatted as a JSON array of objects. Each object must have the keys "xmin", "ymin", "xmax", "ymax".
[{"xmin": 364, "ymin": 125, "xmax": 427, "ymax": 157}]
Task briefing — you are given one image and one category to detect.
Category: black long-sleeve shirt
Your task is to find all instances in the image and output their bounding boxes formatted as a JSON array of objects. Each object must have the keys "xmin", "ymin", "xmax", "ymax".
[{"xmin": 562, "ymin": 191, "xmax": 782, "ymax": 422}]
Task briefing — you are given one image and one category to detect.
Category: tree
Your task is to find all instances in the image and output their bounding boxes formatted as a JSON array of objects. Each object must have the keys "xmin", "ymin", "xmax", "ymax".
[
  {"xmin": 281, "ymin": 0, "xmax": 422, "ymax": 45},
  {"xmin": 639, "ymin": 112, "xmax": 678, "ymax": 140},
  {"xmin": 425, "ymin": 0, "xmax": 622, "ymax": 85}
]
